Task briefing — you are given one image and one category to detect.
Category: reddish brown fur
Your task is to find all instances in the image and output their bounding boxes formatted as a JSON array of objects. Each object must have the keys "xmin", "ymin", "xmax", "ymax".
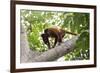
[
  {"xmin": 41, "ymin": 27, "xmax": 65, "ymax": 49},
  {"xmin": 41, "ymin": 27, "xmax": 77, "ymax": 49}
]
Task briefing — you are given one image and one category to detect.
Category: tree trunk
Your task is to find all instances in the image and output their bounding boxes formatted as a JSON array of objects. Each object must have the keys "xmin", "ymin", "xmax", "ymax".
[
  {"xmin": 20, "ymin": 25, "xmax": 78, "ymax": 63},
  {"xmin": 20, "ymin": 25, "xmax": 41, "ymax": 63}
]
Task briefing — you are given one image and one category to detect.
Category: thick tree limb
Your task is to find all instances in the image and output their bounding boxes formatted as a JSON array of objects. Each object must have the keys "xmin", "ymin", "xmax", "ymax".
[
  {"xmin": 20, "ymin": 25, "xmax": 79, "ymax": 63},
  {"xmin": 20, "ymin": 25, "xmax": 41, "ymax": 63},
  {"xmin": 28, "ymin": 36, "xmax": 78, "ymax": 62}
]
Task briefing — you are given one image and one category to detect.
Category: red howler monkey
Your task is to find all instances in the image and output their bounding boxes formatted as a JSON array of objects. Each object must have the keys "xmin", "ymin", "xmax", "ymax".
[{"xmin": 41, "ymin": 27, "xmax": 77, "ymax": 49}]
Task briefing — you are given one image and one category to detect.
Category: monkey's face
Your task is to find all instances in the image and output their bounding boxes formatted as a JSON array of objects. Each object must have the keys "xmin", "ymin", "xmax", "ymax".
[{"xmin": 41, "ymin": 34, "xmax": 49, "ymax": 44}]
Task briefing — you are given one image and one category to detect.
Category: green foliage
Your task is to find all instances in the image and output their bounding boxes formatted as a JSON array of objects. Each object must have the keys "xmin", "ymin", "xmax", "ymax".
[
  {"xmin": 64, "ymin": 13, "xmax": 90, "ymax": 60},
  {"xmin": 20, "ymin": 9, "xmax": 90, "ymax": 60}
]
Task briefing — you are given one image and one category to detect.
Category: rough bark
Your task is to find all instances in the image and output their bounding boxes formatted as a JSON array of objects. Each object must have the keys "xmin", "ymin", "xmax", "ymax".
[
  {"xmin": 29, "ymin": 36, "xmax": 78, "ymax": 62},
  {"xmin": 20, "ymin": 25, "xmax": 78, "ymax": 63},
  {"xmin": 20, "ymin": 25, "xmax": 41, "ymax": 63}
]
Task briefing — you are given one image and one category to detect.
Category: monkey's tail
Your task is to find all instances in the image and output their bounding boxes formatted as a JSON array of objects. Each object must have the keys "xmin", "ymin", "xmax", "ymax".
[{"xmin": 65, "ymin": 31, "xmax": 78, "ymax": 35}]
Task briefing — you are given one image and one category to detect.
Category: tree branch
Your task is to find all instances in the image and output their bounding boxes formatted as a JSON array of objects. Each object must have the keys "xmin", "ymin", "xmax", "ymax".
[
  {"xmin": 28, "ymin": 36, "xmax": 78, "ymax": 62},
  {"xmin": 20, "ymin": 25, "xmax": 41, "ymax": 63}
]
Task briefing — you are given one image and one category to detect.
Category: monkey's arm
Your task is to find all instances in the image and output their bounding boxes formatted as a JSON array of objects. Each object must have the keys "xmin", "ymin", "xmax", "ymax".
[{"xmin": 41, "ymin": 34, "xmax": 51, "ymax": 49}]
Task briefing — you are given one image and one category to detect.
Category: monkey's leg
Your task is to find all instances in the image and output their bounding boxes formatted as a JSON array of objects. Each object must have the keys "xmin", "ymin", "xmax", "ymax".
[
  {"xmin": 46, "ymin": 42, "xmax": 51, "ymax": 49},
  {"xmin": 52, "ymin": 38, "xmax": 57, "ymax": 48},
  {"xmin": 46, "ymin": 38, "xmax": 51, "ymax": 49},
  {"xmin": 58, "ymin": 34, "xmax": 62, "ymax": 45},
  {"xmin": 58, "ymin": 38, "xmax": 62, "ymax": 45}
]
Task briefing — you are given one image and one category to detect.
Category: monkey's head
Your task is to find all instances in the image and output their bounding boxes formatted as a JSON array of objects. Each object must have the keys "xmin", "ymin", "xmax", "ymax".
[
  {"xmin": 41, "ymin": 33, "xmax": 49, "ymax": 44},
  {"xmin": 44, "ymin": 29, "xmax": 51, "ymax": 36}
]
